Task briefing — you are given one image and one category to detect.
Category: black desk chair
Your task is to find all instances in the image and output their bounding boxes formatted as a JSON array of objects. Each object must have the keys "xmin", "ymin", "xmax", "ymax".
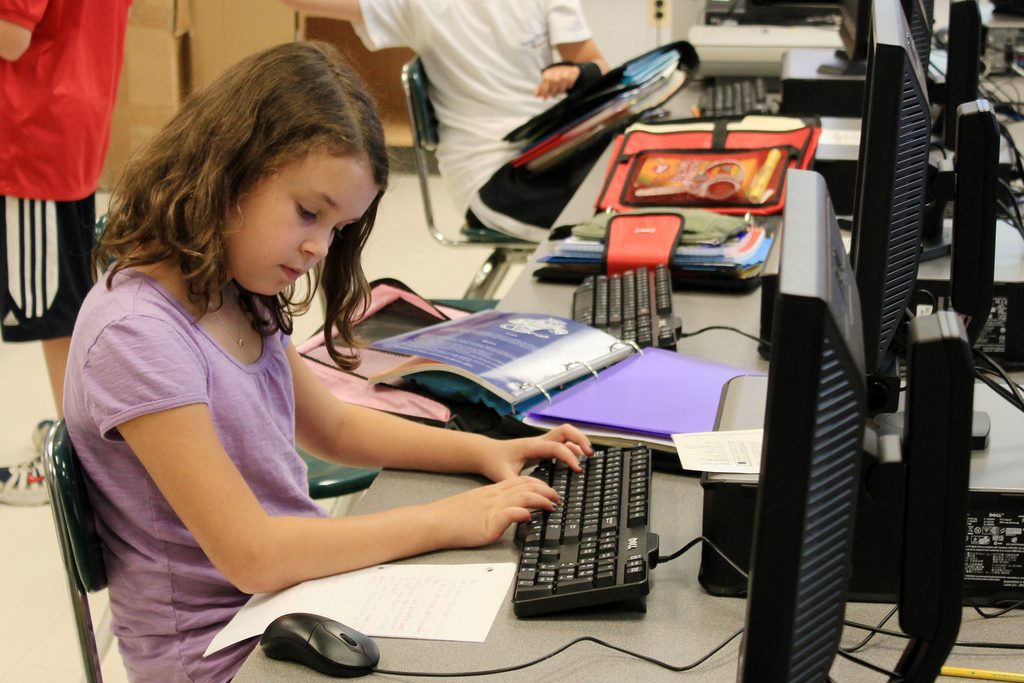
[
  {"xmin": 298, "ymin": 448, "xmax": 378, "ymax": 516},
  {"xmin": 400, "ymin": 57, "xmax": 535, "ymax": 299},
  {"xmin": 42, "ymin": 420, "xmax": 379, "ymax": 683},
  {"xmin": 42, "ymin": 419, "xmax": 110, "ymax": 683}
]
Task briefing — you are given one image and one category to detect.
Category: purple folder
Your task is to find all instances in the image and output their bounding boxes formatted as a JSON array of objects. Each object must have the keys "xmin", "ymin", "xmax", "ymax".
[{"xmin": 528, "ymin": 348, "xmax": 757, "ymax": 438}]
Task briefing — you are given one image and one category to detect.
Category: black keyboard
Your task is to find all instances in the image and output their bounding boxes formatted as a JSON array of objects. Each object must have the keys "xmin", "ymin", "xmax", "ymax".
[
  {"xmin": 512, "ymin": 445, "xmax": 658, "ymax": 617},
  {"xmin": 699, "ymin": 77, "xmax": 773, "ymax": 117},
  {"xmin": 571, "ymin": 265, "xmax": 681, "ymax": 350}
]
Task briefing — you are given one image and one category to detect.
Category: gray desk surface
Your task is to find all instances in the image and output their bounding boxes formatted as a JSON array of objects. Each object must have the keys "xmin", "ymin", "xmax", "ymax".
[
  {"xmin": 236, "ymin": 386, "xmax": 1024, "ymax": 681},
  {"xmin": 237, "ymin": 102, "xmax": 1024, "ymax": 683},
  {"xmin": 235, "ymin": 391, "xmax": 1024, "ymax": 683},
  {"xmin": 239, "ymin": 254, "xmax": 1024, "ymax": 682}
]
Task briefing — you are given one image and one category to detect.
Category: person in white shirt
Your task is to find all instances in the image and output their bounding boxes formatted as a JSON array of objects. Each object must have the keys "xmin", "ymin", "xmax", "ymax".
[{"xmin": 279, "ymin": 0, "xmax": 609, "ymax": 241}]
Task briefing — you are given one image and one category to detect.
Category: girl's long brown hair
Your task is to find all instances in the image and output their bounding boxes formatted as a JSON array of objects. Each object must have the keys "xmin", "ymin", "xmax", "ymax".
[{"xmin": 99, "ymin": 41, "xmax": 389, "ymax": 370}]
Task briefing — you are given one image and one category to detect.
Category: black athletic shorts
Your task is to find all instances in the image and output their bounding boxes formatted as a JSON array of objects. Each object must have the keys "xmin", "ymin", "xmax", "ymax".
[
  {"xmin": 1, "ymin": 195, "xmax": 96, "ymax": 342},
  {"xmin": 466, "ymin": 131, "xmax": 611, "ymax": 242}
]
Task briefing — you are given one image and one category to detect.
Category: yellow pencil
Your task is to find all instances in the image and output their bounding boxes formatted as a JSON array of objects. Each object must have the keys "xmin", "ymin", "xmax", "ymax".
[
  {"xmin": 941, "ymin": 666, "xmax": 1024, "ymax": 682},
  {"xmin": 747, "ymin": 147, "xmax": 783, "ymax": 204}
]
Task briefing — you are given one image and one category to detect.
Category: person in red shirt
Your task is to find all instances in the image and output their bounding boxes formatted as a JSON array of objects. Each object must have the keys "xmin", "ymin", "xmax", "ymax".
[{"xmin": 0, "ymin": 0, "xmax": 132, "ymax": 505}]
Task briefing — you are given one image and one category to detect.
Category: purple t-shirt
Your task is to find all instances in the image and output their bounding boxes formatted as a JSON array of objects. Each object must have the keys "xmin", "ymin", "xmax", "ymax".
[{"xmin": 64, "ymin": 270, "xmax": 326, "ymax": 682}]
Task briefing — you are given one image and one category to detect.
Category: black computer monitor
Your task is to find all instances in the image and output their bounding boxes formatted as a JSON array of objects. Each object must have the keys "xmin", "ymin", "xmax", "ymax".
[
  {"xmin": 895, "ymin": 310, "xmax": 975, "ymax": 681},
  {"xmin": 737, "ymin": 169, "xmax": 868, "ymax": 681},
  {"xmin": 903, "ymin": 0, "xmax": 934, "ymax": 71},
  {"xmin": 838, "ymin": 0, "xmax": 870, "ymax": 62},
  {"xmin": 739, "ymin": 172, "xmax": 976, "ymax": 682},
  {"xmin": 849, "ymin": 0, "xmax": 932, "ymax": 407},
  {"xmin": 920, "ymin": 0, "xmax": 985, "ymax": 252},
  {"xmin": 941, "ymin": 99, "xmax": 998, "ymax": 450},
  {"xmin": 838, "ymin": 0, "xmax": 932, "ymax": 69},
  {"xmin": 950, "ymin": 99, "xmax": 1000, "ymax": 346},
  {"xmin": 942, "ymin": 0, "xmax": 983, "ymax": 149}
]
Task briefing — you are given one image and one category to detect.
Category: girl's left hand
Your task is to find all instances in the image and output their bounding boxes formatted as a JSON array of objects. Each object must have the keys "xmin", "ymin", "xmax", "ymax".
[{"xmin": 479, "ymin": 424, "xmax": 593, "ymax": 483}]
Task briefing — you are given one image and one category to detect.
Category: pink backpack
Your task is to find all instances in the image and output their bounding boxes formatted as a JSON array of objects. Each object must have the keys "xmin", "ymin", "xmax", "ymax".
[{"xmin": 297, "ymin": 279, "xmax": 491, "ymax": 429}]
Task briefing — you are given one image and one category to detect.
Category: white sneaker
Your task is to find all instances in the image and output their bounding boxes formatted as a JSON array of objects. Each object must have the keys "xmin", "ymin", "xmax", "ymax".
[
  {"xmin": 0, "ymin": 454, "xmax": 48, "ymax": 506},
  {"xmin": 32, "ymin": 419, "xmax": 55, "ymax": 456}
]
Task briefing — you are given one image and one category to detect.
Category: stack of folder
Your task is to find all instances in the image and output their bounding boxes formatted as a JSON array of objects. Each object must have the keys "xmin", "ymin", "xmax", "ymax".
[
  {"xmin": 539, "ymin": 227, "xmax": 772, "ymax": 282},
  {"xmin": 504, "ymin": 41, "xmax": 699, "ymax": 174}
]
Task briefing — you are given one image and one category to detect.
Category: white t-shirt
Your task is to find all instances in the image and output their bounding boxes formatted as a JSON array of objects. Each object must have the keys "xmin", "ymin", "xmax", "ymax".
[{"xmin": 356, "ymin": 0, "xmax": 593, "ymax": 216}]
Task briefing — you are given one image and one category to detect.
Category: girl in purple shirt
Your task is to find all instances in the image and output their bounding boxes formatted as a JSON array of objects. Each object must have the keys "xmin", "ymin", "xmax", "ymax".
[{"xmin": 63, "ymin": 41, "xmax": 590, "ymax": 682}]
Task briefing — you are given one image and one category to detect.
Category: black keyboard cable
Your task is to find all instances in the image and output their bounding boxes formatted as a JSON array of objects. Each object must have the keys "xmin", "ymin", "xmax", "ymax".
[
  {"xmin": 840, "ymin": 605, "xmax": 898, "ymax": 654},
  {"xmin": 966, "ymin": 595, "xmax": 1024, "ymax": 618},
  {"xmin": 677, "ymin": 324, "xmax": 770, "ymax": 350},
  {"xmin": 843, "ymin": 617, "xmax": 1024, "ymax": 653},
  {"xmin": 973, "ymin": 348, "xmax": 1024, "ymax": 414},
  {"xmin": 656, "ymin": 536, "xmax": 908, "ymax": 680},
  {"xmin": 373, "ymin": 529, "xmax": 1024, "ymax": 680},
  {"xmin": 372, "ymin": 631, "xmax": 744, "ymax": 678},
  {"xmin": 372, "ymin": 535, "xmax": 749, "ymax": 678},
  {"xmin": 896, "ymin": 302, "xmax": 1024, "ymax": 414},
  {"xmin": 370, "ymin": 539, "xmax": 744, "ymax": 678},
  {"xmin": 661, "ymin": 534, "xmax": 1024, "ymax": 672}
]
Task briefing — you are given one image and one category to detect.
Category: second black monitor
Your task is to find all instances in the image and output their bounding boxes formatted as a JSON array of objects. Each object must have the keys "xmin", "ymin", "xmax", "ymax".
[{"xmin": 849, "ymin": 0, "xmax": 932, "ymax": 384}]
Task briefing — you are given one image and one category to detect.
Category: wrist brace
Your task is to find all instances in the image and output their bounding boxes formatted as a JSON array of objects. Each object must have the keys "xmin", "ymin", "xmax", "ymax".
[{"xmin": 543, "ymin": 60, "xmax": 602, "ymax": 93}]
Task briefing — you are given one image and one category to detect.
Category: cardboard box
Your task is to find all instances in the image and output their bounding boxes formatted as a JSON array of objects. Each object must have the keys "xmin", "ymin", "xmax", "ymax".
[
  {"xmin": 302, "ymin": 17, "xmax": 414, "ymax": 147},
  {"xmin": 98, "ymin": 0, "xmax": 190, "ymax": 190},
  {"xmin": 189, "ymin": 0, "xmax": 297, "ymax": 91},
  {"xmin": 129, "ymin": 0, "xmax": 190, "ymax": 35}
]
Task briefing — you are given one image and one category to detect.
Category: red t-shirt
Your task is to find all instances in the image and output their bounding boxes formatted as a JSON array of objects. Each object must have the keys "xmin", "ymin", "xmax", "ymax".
[{"xmin": 0, "ymin": 0, "xmax": 132, "ymax": 201}]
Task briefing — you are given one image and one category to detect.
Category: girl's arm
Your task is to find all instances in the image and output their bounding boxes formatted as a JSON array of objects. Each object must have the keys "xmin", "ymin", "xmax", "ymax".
[
  {"xmin": 288, "ymin": 344, "xmax": 592, "ymax": 482},
  {"xmin": 118, "ymin": 404, "xmax": 562, "ymax": 594}
]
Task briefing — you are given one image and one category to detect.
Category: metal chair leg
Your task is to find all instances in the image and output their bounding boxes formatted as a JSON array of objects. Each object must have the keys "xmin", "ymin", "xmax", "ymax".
[
  {"xmin": 95, "ymin": 603, "xmax": 114, "ymax": 669},
  {"xmin": 464, "ymin": 249, "xmax": 511, "ymax": 299},
  {"xmin": 63, "ymin": 565, "xmax": 104, "ymax": 683}
]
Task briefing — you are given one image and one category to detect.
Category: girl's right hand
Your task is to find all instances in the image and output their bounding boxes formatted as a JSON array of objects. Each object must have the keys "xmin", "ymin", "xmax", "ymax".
[{"xmin": 427, "ymin": 475, "xmax": 561, "ymax": 548}]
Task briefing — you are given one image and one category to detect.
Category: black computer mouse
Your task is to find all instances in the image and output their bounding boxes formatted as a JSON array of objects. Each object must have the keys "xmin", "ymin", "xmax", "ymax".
[{"xmin": 260, "ymin": 612, "xmax": 380, "ymax": 678}]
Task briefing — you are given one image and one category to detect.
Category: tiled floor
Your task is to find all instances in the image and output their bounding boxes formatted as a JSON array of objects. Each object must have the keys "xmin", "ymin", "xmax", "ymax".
[{"xmin": 0, "ymin": 171, "xmax": 522, "ymax": 682}]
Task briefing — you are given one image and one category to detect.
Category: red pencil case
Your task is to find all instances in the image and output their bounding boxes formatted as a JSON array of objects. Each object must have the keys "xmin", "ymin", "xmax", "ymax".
[
  {"xmin": 602, "ymin": 212, "xmax": 684, "ymax": 276},
  {"xmin": 595, "ymin": 115, "xmax": 820, "ymax": 216}
]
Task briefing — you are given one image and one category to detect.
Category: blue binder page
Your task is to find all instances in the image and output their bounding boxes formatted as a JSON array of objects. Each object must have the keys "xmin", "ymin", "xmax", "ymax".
[
  {"xmin": 369, "ymin": 310, "xmax": 631, "ymax": 406},
  {"xmin": 527, "ymin": 348, "xmax": 758, "ymax": 438}
]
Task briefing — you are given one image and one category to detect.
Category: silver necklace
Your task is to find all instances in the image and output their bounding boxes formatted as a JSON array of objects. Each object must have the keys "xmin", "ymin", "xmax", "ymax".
[{"xmin": 210, "ymin": 306, "xmax": 245, "ymax": 348}]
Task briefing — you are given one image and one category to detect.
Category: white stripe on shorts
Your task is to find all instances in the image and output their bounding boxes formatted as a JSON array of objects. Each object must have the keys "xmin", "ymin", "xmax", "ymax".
[{"xmin": 5, "ymin": 199, "xmax": 59, "ymax": 320}]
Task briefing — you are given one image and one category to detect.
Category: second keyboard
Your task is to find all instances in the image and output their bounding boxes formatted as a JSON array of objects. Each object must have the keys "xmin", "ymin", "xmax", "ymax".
[
  {"xmin": 698, "ymin": 77, "xmax": 774, "ymax": 118},
  {"xmin": 572, "ymin": 264, "xmax": 682, "ymax": 350}
]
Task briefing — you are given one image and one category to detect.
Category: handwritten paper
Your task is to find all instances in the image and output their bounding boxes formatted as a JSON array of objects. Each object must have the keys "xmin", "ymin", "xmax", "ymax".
[
  {"xmin": 205, "ymin": 563, "xmax": 516, "ymax": 656},
  {"xmin": 672, "ymin": 429, "xmax": 764, "ymax": 474}
]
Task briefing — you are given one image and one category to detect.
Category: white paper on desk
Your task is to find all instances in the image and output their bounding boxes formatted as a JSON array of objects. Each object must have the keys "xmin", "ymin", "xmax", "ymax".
[
  {"xmin": 672, "ymin": 429, "xmax": 763, "ymax": 474},
  {"xmin": 204, "ymin": 562, "xmax": 516, "ymax": 656}
]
